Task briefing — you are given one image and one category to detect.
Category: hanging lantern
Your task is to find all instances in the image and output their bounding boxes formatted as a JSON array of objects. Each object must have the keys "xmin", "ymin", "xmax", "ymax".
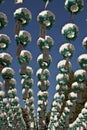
[
  {"xmin": 22, "ymin": 78, "xmax": 34, "ymax": 89},
  {"xmin": 56, "ymin": 84, "xmax": 68, "ymax": 94},
  {"xmin": 54, "ymin": 93, "xmax": 65, "ymax": 102},
  {"xmin": 37, "ymin": 91, "xmax": 48, "ymax": 101},
  {"xmin": 37, "ymin": 80, "xmax": 50, "ymax": 90},
  {"xmin": 71, "ymin": 82, "xmax": 84, "ymax": 93},
  {"xmin": 74, "ymin": 69, "xmax": 87, "ymax": 83},
  {"xmin": 36, "ymin": 68, "xmax": 50, "ymax": 80},
  {"xmin": 0, "ymin": 53, "xmax": 12, "ymax": 73},
  {"xmin": 37, "ymin": 10, "xmax": 55, "ymax": 29},
  {"xmin": 0, "ymin": 12, "xmax": 8, "ymax": 29},
  {"xmin": 37, "ymin": 35, "xmax": 54, "ymax": 51},
  {"xmin": 8, "ymin": 88, "xmax": 17, "ymax": 98},
  {"xmin": 66, "ymin": 100, "xmax": 73, "ymax": 109},
  {"xmin": 65, "ymin": 0, "xmax": 84, "ymax": 14},
  {"xmin": 37, "ymin": 54, "xmax": 52, "ymax": 69},
  {"xmin": 61, "ymin": 23, "xmax": 79, "ymax": 40},
  {"xmin": 59, "ymin": 43, "xmax": 75, "ymax": 59},
  {"xmin": 14, "ymin": 8, "xmax": 32, "ymax": 34},
  {"xmin": 15, "ymin": 30, "xmax": 31, "ymax": 57},
  {"xmin": 57, "ymin": 59, "xmax": 72, "ymax": 74},
  {"xmin": 9, "ymin": 78, "xmax": 16, "ymax": 89},
  {"xmin": 9, "ymin": 96, "xmax": 19, "ymax": 106},
  {"xmin": 1, "ymin": 67, "xmax": 15, "ymax": 79},
  {"xmin": 0, "ymin": 34, "xmax": 11, "ymax": 50},
  {"xmin": 18, "ymin": 50, "xmax": 32, "ymax": 75},
  {"xmin": 82, "ymin": 37, "xmax": 87, "ymax": 49},
  {"xmin": 68, "ymin": 92, "xmax": 77, "ymax": 101},
  {"xmin": 27, "ymin": 89, "xmax": 33, "ymax": 98},
  {"xmin": 78, "ymin": 54, "xmax": 87, "ymax": 70},
  {"xmin": 56, "ymin": 73, "xmax": 69, "ymax": 85}
]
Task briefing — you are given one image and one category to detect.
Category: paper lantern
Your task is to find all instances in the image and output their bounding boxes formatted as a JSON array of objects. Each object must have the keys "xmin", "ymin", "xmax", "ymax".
[
  {"xmin": 0, "ymin": 12, "xmax": 8, "ymax": 29},
  {"xmin": 9, "ymin": 78, "xmax": 16, "ymax": 89},
  {"xmin": 78, "ymin": 54, "xmax": 87, "ymax": 69},
  {"xmin": 74, "ymin": 69, "xmax": 87, "ymax": 83},
  {"xmin": 0, "ymin": 34, "xmax": 11, "ymax": 50},
  {"xmin": 68, "ymin": 92, "xmax": 77, "ymax": 101},
  {"xmin": 36, "ymin": 68, "xmax": 50, "ymax": 80},
  {"xmin": 14, "ymin": 8, "xmax": 32, "ymax": 26},
  {"xmin": 57, "ymin": 59, "xmax": 72, "ymax": 74},
  {"xmin": 37, "ymin": 35, "xmax": 54, "ymax": 51},
  {"xmin": 37, "ymin": 80, "xmax": 50, "ymax": 90},
  {"xmin": 1, "ymin": 67, "xmax": 15, "ymax": 79},
  {"xmin": 65, "ymin": 0, "xmax": 84, "ymax": 14},
  {"xmin": 37, "ymin": 10, "xmax": 55, "ymax": 29},
  {"xmin": 0, "ymin": 53, "xmax": 12, "ymax": 73},
  {"xmin": 15, "ymin": 30, "xmax": 31, "ymax": 47},
  {"xmin": 37, "ymin": 54, "xmax": 52, "ymax": 69},
  {"xmin": 71, "ymin": 82, "xmax": 83, "ymax": 92},
  {"xmin": 22, "ymin": 78, "xmax": 34, "ymax": 89},
  {"xmin": 61, "ymin": 23, "xmax": 79, "ymax": 40},
  {"xmin": 18, "ymin": 50, "xmax": 32, "ymax": 64},
  {"xmin": 56, "ymin": 73, "xmax": 69, "ymax": 85},
  {"xmin": 59, "ymin": 43, "xmax": 75, "ymax": 59},
  {"xmin": 8, "ymin": 88, "xmax": 17, "ymax": 98}
]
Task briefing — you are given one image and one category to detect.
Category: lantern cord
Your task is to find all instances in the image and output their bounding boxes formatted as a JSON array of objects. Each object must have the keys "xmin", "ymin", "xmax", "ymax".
[
  {"xmin": 70, "ymin": 13, "xmax": 74, "ymax": 23},
  {"xmin": 45, "ymin": 0, "xmax": 49, "ymax": 10}
]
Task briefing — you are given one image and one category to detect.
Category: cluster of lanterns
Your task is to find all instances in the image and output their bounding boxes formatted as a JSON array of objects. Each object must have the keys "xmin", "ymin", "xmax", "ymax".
[{"xmin": 0, "ymin": 0, "xmax": 87, "ymax": 130}]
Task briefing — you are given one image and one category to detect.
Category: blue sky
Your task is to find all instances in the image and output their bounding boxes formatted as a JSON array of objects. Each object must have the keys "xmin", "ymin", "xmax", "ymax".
[{"xmin": 0, "ymin": 0, "xmax": 87, "ymax": 112}]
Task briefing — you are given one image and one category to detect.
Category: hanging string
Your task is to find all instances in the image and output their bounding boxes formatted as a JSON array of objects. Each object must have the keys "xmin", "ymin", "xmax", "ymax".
[
  {"xmin": 45, "ymin": 0, "xmax": 49, "ymax": 10},
  {"xmin": 70, "ymin": 13, "xmax": 74, "ymax": 23}
]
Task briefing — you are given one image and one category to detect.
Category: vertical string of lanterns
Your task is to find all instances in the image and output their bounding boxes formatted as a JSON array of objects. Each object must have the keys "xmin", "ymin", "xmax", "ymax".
[
  {"xmin": 36, "ymin": 0, "xmax": 55, "ymax": 129},
  {"xmin": 14, "ymin": 6, "xmax": 35, "ymax": 130}
]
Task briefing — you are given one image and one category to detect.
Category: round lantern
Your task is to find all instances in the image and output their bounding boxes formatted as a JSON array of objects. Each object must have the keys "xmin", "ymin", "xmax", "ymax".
[
  {"xmin": 37, "ymin": 54, "xmax": 52, "ymax": 69},
  {"xmin": 74, "ymin": 69, "xmax": 87, "ymax": 83},
  {"xmin": 37, "ymin": 80, "xmax": 50, "ymax": 90},
  {"xmin": 0, "ymin": 12, "xmax": 8, "ymax": 29},
  {"xmin": 9, "ymin": 78, "xmax": 16, "ymax": 89},
  {"xmin": 37, "ymin": 91, "xmax": 48, "ymax": 101},
  {"xmin": 37, "ymin": 10, "xmax": 55, "ymax": 29},
  {"xmin": 68, "ymin": 92, "xmax": 77, "ymax": 101},
  {"xmin": 82, "ymin": 37, "xmax": 87, "ymax": 49},
  {"xmin": 59, "ymin": 43, "xmax": 75, "ymax": 59},
  {"xmin": 36, "ymin": 68, "xmax": 50, "ymax": 80},
  {"xmin": 57, "ymin": 59, "xmax": 72, "ymax": 74},
  {"xmin": 18, "ymin": 50, "xmax": 32, "ymax": 64},
  {"xmin": 0, "ymin": 53, "xmax": 12, "ymax": 67},
  {"xmin": 22, "ymin": 78, "xmax": 34, "ymax": 89},
  {"xmin": 8, "ymin": 88, "xmax": 17, "ymax": 98},
  {"xmin": 15, "ymin": 30, "xmax": 31, "ymax": 47},
  {"xmin": 66, "ymin": 100, "xmax": 73, "ymax": 109},
  {"xmin": 27, "ymin": 89, "xmax": 33, "ymax": 98},
  {"xmin": 1, "ymin": 67, "xmax": 15, "ymax": 79},
  {"xmin": 65, "ymin": 0, "xmax": 84, "ymax": 14},
  {"xmin": 71, "ymin": 82, "xmax": 83, "ymax": 93},
  {"xmin": 56, "ymin": 73, "xmax": 69, "ymax": 85},
  {"xmin": 78, "ymin": 54, "xmax": 87, "ymax": 70},
  {"xmin": 37, "ymin": 36, "xmax": 54, "ymax": 51},
  {"xmin": 14, "ymin": 8, "xmax": 32, "ymax": 26},
  {"xmin": 61, "ymin": 23, "xmax": 79, "ymax": 40},
  {"xmin": 9, "ymin": 97, "xmax": 19, "ymax": 106},
  {"xmin": 0, "ymin": 34, "xmax": 11, "ymax": 50},
  {"xmin": 56, "ymin": 84, "xmax": 68, "ymax": 94}
]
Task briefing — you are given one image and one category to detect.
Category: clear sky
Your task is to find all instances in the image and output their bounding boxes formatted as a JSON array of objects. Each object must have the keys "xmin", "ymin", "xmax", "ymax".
[{"xmin": 0, "ymin": 0, "xmax": 87, "ymax": 112}]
